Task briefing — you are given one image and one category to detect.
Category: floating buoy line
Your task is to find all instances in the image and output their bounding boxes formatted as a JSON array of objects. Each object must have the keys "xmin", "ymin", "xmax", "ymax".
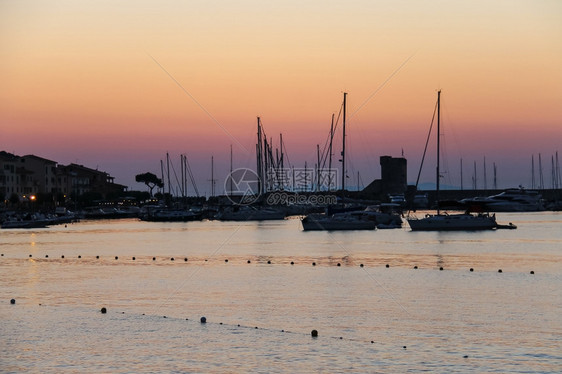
[{"xmin": 0, "ymin": 253, "xmax": 538, "ymax": 274}]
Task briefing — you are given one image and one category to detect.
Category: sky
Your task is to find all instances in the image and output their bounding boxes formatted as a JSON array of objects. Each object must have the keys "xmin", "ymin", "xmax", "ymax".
[{"xmin": 1, "ymin": 0, "xmax": 561, "ymax": 195}]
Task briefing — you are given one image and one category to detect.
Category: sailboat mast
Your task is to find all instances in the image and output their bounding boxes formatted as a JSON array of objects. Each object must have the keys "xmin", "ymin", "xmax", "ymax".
[
  {"xmin": 341, "ymin": 92, "xmax": 347, "ymax": 202},
  {"xmin": 256, "ymin": 117, "xmax": 262, "ymax": 194},
  {"xmin": 166, "ymin": 152, "xmax": 171, "ymax": 197},
  {"xmin": 230, "ymin": 145, "xmax": 233, "ymax": 197},
  {"xmin": 328, "ymin": 114, "xmax": 334, "ymax": 191},
  {"xmin": 436, "ymin": 90, "xmax": 441, "ymax": 215}
]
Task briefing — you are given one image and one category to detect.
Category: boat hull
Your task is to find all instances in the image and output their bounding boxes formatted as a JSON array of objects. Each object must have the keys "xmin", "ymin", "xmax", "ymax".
[
  {"xmin": 407, "ymin": 213, "xmax": 497, "ymax": 231},
  {"xmin": 301, "ymin": 213, "xmax": 377, "ymax": 231}
]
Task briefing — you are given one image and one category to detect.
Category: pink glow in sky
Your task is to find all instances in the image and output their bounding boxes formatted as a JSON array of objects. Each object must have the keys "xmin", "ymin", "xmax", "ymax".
[{"xmin": 1, "ymin": 0, "xmax": 561, "ymax": 193}]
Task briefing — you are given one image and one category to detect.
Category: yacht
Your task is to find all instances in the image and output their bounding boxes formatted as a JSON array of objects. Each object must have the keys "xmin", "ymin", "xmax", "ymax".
[{"xmin": 461, "ymin": 188, "xmax": 544, "ymax": 212}]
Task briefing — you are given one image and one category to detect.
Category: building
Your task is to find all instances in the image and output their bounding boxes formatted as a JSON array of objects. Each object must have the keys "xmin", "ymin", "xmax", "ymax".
[
  {"xmin": 0, "ymin": 151, "xmax": 126, "ymax": 202},
  {"xmin": 362, "ymin": 156, "xmax": 408, "ymax": 199},
  {"xmin": 59, "ymin": 163, "xmax": 126, "ymax": 198}
]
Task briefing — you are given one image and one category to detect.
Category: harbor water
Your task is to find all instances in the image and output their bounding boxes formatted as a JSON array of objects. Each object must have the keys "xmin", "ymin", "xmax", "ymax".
[{"xmin": 1, "ymin": 212, "xmax": 561, "ymax": 373}]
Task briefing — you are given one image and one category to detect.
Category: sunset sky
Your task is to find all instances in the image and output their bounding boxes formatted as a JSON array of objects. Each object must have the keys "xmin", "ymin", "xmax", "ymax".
[{"xmin": 2, "ymin": 0, "xmax": 561, "ymax": 194}]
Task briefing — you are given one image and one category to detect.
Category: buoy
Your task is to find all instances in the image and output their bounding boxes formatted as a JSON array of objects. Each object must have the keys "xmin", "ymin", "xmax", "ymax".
[
  {"xmin": 403, "ymin": 346, "xmax": 407, "ymax": 349},
  {"xmin": 463, "ymin": 355, "xmax": 468, "ymax": 358},
  {"xmin": 219, "ymin": 322, "xmax": 223, "ymax": 325},
  {"xmin": 312, "ymin": 262, "xmax": 316, "ymax": 266},
  {"xmin": 469, "ymin": 268, "xmax": 474, "ymax": 272},
  {"xmin": 498, "ymin": 269, "xmax": 502, "ymax": 273},
  {"xmin": 337, "ymin": 263, "xmax": 341, "ymax": 267},
  {"xmin": 10, "ymin": 298, "xmax": 15, "ymax": 304},
  {"xmin": 267, "ymin": 260, "xmax": 271, "ymax": 264},
  {"xmin": 96, "ymin": 255, "xmax": 99, "ymax": 259},
  {"xmin": 61, "ymin": 255, "xmax": 65, "ymax": 258},
  {"xmin": 311, "ymin": 329, "xmax": 318, "ymax": 337},
  {"xmin": 163, "ymin": 316, "xmax": 167, "ymax": 318},
  {"xmin": 152, "ymin": 257, "xmax": 156, "ymax": 261},
  {"xmin": 360, "ymin": 264, "xmax": 364, "ymax": 268},
  {"xmin": 45, "ymin": 255, "xmax": 49, "ymax": 258},
  {"xmin": 530, "ymin": 270, "xmax": 535, "ymax": 274},
  {"xmin": 439, "ymin": 267, "xmax": 443, "ymax": 271},
  {"xmin": 225, "ymin": 259, "xmax": 228, "ymax": 263},
  {"xmin": 132, "ymin": 257, "xmax": 136, "ymax": 260},
  {"xmin": 171, "ymin": 258, "xmax": 174, "ymax": 261},
  {"xmin": 339, "ymin": 337, "xmax": 343, "ymax": 340},
  {"xmin": 184, "ymin": 258, "xmax": 188, "ymax": 262},
  {"xmin": 78, "ymin": 255, "xmax": 81, "ymax": 259},
  {"xmin": 371, "ymin": 340, "xmax": 374, "ymax": 344},
  {"xmin": 247, "ymin": 260, "xmax": 251, "ymax": 264},
  {"xmin": 29, "ymin": 254, "xmax": 32, "ymax": 258},
  {"xmin": 414, "ymin": 266, "xmax": 418, "ymax": 269},
  {"xmin": 386, "ymin": 264, "xmax": 389, "ymax": 268},
  {"xmin": 101, "ymin": 307, "xmax": 107, "ymax": 314},
  {"xmin": 255, "ymin": 326, "xmax": 258, "ymax": 329},
  {"xmin": 200, "ymin": 316, "xmax": 206, "ymax": 323},
  {"xmin": 290, "ymin": 261, "xmax": 294, "ymax": 265},
  {"xmin": 115, "ymin": 256, "xmax": 118, "ymax": 260}
]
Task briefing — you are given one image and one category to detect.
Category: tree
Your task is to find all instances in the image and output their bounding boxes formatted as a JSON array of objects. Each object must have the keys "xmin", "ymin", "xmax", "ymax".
[{"xmin": 135, "ymin": 172, "xmax": 164, "ymax": 197}]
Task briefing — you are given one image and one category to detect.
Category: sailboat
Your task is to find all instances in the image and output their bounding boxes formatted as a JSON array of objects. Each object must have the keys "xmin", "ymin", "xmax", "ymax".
[
  {"xmin": 301, "ymin": 92, "xmax": 378, "ymax": 231},
  {"xmin": 406, "ymin": 91, "xmax": 501, "ymax": 231}
]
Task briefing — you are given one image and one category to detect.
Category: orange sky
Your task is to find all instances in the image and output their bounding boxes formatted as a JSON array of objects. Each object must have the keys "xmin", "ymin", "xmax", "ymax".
[{"xmin": 1, "ymin": 0, "xmax": 561, "ymax": 192}]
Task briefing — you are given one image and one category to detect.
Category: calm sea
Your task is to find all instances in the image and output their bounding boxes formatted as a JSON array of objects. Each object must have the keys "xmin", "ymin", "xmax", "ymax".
[{"xmin": 1, "ymin": 212, "xmax": 561, "ymax": 373}]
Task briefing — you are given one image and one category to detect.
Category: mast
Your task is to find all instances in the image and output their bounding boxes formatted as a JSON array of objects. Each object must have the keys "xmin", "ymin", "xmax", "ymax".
[
  {"xmin": 279, "ymin": 133, "xmax": 284, "ymax": 190},
  {"xmin": 230, "ymin": 145, "xmax": 233, "ymax": 197},
  {"xmin": 539, "ymin": 153, "xmax": 544, "ymax": 189},
  {"xmin": 460, "ymin": 158, "xmax": 464, "ymax": 190},
  {"xmin": 328, "ymin": 114, "xmax": 334, "ymax": 191},
  {"xmin": 436, "ymin": 90, "xmax": 441, "ymax": 215},
  {"xmin": 316, "ymin": 144, "xmax": 320, "ymax": 191},
  {"xmin": 341, "ymin": 92, "xmax": 347, "ymax": 203},
  {"xmin": 160, "ymin": 159, "xmax": 165, "ymax": 195},
  {"xmin": 256, "ymin": 117, "xmax": 263, "ymax": 194},
  {"xmin": 531, "ymin": 155, "xmax": 535, "ymax": 189},
  {"xmin": 483, "ymin": 156, "xmax": 487, "ymax": 191},
  {"xmin": 166, "ymin": 152, "xmax": 171, "ymax": 197},
  {"xmin": 211, "ymin": 156, "xmax": 215, "ymax": 197}
]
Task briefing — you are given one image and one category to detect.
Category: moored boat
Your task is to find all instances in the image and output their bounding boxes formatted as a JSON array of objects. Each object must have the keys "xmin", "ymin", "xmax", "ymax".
[{"xmin": 406, "ymin": 91, "xmax": 512, "ymax": 231}]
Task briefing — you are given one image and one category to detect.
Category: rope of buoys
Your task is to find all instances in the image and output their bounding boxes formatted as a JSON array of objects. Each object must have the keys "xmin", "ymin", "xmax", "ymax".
[{"xmin": 2, "ymin": 254, "xmax": 540, "ymax": 275}]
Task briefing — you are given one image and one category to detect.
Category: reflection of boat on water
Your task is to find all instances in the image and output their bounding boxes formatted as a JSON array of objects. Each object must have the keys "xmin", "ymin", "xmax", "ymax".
[
  {"xmin": 301, "ymin": 211, "xmax": 377, "ymax": 231},
  {"xmin": 406, "ymin": 90, "xmax": 509, "ymax": 231},
  {"xmin": 461, "ymin": 188, "xmax": 544, "ymax": 212},
  {"xmin": 215, "ymin": 206, "xmax": 286, "ymax": 221}
]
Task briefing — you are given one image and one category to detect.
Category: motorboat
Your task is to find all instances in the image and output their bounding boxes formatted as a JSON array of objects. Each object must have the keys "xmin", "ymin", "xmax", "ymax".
[
  {"xmin": 461, "ymin": 188, "xmax": 544, "ymax": 212},
  {"xmin": 407, "ymin": 212, "xmax": 497, "ymax": 231},
  {"xmin": 301, "ymin": 211, "xmax": 377, "ymax": 231}
]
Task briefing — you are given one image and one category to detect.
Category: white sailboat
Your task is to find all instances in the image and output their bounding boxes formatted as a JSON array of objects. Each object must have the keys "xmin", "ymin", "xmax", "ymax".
[
  {"xmin": 301, "ymin": 92, "xmax": 379, "ymax": 231},
  {"xmin": 407, "ymin": 91, "xmax": 500, "ymax": 231}
]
